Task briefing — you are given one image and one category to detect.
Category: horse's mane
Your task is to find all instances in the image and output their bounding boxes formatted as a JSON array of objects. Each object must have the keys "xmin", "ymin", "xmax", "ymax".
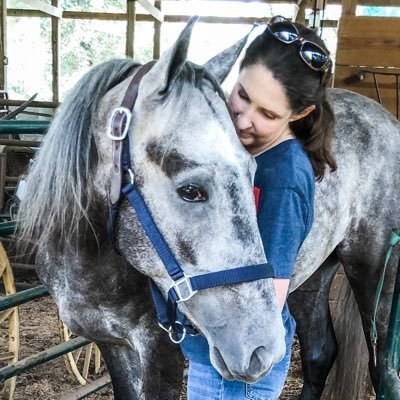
[{"xmin": 18, "ymin": 59, "xmax": 139, "ymax": 253}]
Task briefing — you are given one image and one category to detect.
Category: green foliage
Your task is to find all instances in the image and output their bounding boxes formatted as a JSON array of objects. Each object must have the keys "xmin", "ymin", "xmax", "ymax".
[{"xmin": 7, "ymin": 0, "xmax": 146, "ymax": 100}]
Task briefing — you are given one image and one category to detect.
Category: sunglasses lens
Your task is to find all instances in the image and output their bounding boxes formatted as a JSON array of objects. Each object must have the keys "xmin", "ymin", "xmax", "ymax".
[
  {"xmin": 269, "ymin": 22, "xmax": 298, "ymax": 43},
  {"xmin": 300, "ymin": 42, "xmax": 329, "ymax": 70}
]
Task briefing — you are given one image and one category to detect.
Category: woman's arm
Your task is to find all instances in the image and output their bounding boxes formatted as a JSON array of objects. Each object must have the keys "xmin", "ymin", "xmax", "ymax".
[{"xmin": 273, "ymin": 278, "xmax": 290, "ymax": 311}]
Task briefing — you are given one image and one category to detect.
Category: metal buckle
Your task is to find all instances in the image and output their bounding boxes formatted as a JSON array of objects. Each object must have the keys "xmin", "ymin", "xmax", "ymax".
[
  {"xmin": 158, "ymin": 321, "xmax": 187, "ymax": 344},
  {"xmin": 171, "ymin": 274, "xmax": 198, "ymax": 303},
  {"xmin": 108, "ymin": 107, "xmax": 132, "ymax": 140},
  {"xmin": 127, "ymin": 169, "xmax": 134, "ymax": 185}
]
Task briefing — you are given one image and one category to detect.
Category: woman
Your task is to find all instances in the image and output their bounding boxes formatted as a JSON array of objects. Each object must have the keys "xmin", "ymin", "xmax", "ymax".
[{"xmin": 181, "ymin": 16, "xmax": 337, "ymax": 399}]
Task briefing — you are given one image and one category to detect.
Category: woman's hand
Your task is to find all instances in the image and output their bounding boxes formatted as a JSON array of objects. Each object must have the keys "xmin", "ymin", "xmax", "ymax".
[{"xmin": 273, "ymin": 278, "xmax": 290, "ymax": 311}]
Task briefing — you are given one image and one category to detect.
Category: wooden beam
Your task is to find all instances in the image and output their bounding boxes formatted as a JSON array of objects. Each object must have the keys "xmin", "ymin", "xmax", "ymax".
[
  {"xmin": 295, "ymin": 0, "xmax": 307, "ymax": 24},
  {"xmin": 136, "ymin": 0, "xmax": 163, "ymax": 22},
  {"xmin": 20, "ymin": 0, "xmax": 62, "ymax": 18},
  {"xmin": 0, "ymin": 99, "xmax": 59, "ymax": 109},
  {"xmin": 342, "ymin": 0, "xmax": 357, "ymax": 15},
  {"xmin": 6, "ymin": 9, "xmax": 339, "ymax": 27},
  {"xmin": 159, "ymin": 0, "xmax": 297, "ymax": 2},
  {"xmin": 0, "ymin": 0, "xmax": 6, "ymax": 91},
  {"xmin": 153, "ymin": 1, "xmax": 161, "ymax": 59},
  {"xmin": 51, "ymin": 0, "xmax": 60, "ymax": 103},
  {"xmin": 126, "ymin": 0, "xmax": 136, "ymax": 59}
]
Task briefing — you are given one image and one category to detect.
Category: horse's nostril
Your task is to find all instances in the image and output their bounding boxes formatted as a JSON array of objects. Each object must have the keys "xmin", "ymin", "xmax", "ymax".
[{"xmin": 248, "ymin": 346, "xmax": 266, "ymax": 374}]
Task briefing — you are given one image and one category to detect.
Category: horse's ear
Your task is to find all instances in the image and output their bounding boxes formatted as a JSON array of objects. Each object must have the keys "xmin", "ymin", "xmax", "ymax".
[
  {"xmin": 140, "ymin": 16, "xmax": 199, "ymax": 95},
  {"xmin": 203, "ymin": 26, "xmax": 255, "ymax": 84}
]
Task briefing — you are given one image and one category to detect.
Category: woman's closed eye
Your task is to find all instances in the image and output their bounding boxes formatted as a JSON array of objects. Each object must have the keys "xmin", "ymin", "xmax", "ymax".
[
  {"xmin": 261, "ymin": 109, "xmax": 277, "ymax": 120},
  {"xmin": 238, "ymin": 88, "xmax": 250, "ymax": 101}
]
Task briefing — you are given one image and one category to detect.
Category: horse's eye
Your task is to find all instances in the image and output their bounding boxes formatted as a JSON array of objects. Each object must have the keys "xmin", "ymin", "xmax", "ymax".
[{"xmin": 177, "ymin": 184, "xmax": 208, "ymax": 202}]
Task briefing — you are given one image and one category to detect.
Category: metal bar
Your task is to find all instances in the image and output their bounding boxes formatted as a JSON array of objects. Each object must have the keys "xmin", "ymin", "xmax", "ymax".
[
  {"xmin": 0, "ymin": 120, "xmax": 49, "ymax": 134},
  {"xmin": 378, "ymin": 247, "xmax": 400, "ymax": 399},
  {"xmin": 10, "ymin": 263, "xmax": 36, "ymax": 272},
  {"xmin": 0, "ymin": 282, "xmax": 39, "ymax": 291},
  {"xmin": 359, "ymin": 69, "xmax": 400, "ymax": 77},
  {"xmin": 1, "ymin": 94, "xmax": 37, "ymax": 120},
  {"xmin": 0, "ymin": 139, "xmax": 42, "ymax": 147},
  {"xmin": 61, "ymin": 374, "xmax": 112, "ymax": 400},
  {"xmin": 0, "ymin": 285, "xmax": 49, "ymax": 312},
  {"xmin": 379, "ymin": 367, "xmax": 400, "ymax": 399},
  {"xmin": 372, "ymin": 73, "xmax": 382, "ymax": 104},
  {"xmin": 136, "ymin": 0, "xmax": 163, "ymax": 22},
  {"xmin": 0, "ymin": 99, "xmax": 58, "ymax": 108},
  {"xmin": 0, "ymin": 220, "xmax": 17, "ymax": 236},
  {"xmin": 0, "ymin": 336, "xmax": 91, "ymax": 382}
]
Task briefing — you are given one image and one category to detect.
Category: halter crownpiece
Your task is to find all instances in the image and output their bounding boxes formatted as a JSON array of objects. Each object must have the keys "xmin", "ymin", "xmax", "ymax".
[{"xmin": 109, "ymin": 62, "xmax": 275, "ymax": 344}]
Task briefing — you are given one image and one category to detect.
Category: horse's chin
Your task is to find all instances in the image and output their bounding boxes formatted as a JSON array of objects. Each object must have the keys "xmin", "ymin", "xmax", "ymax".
[{"xmin": 210, "ymin": 346, "xmax": 271, "ymax": 384}]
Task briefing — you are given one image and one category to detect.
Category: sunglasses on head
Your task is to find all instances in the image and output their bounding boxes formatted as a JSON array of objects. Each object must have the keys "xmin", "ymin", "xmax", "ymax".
[{"xmin": 267, "ymin": 16, "xmax": 331, "ymax": 73}]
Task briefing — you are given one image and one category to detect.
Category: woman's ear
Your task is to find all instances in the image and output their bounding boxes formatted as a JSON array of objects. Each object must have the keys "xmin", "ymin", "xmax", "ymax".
[{"xmin": 290, "ymin": 105, "xmax": 316, "ymax": 122}]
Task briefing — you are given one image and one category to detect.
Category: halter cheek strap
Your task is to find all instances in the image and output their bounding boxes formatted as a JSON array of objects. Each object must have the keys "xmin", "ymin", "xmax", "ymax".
[{"xmin": 109, "ymin": 62, "xmax": 274, "ymax": 344}]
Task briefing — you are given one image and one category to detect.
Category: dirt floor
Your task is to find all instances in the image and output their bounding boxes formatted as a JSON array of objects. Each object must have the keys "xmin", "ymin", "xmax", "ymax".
[{"xmin": 0, "ymin": 293, "xmax": 303, "ymax": 400}]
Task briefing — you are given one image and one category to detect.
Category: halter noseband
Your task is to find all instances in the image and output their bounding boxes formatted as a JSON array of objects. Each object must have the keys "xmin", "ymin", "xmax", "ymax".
[{"xmin": 108, "ymin": 62, "xmax": 274, "ymax": 344}]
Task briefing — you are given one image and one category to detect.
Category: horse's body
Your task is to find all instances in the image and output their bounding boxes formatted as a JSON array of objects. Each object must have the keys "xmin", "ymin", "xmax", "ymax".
[
  {"xmin": 288, "ymin": 88, "xmax": 400, "ymax": 399},
  {"xmin": 18, "ymin": 19, "xmax": 287, "ymax": 399}
]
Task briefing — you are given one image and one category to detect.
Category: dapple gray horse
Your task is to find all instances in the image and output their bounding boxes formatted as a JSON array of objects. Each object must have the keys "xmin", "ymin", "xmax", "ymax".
[
  {"xmin": 288, "ymin": 88, "xmax": 400, "ymax": 399},
  {"xmin": 18, "ymin": 16, "xmax": 399, "ymax": 399},
  {"xmin": 18, "ymin": 18, "xmax": 286, "ymax": 399}
]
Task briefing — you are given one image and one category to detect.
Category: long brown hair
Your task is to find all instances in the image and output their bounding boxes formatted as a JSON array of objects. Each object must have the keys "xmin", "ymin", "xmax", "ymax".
[{"xmin": 240, "ymin": 22, "xmax": 337, "ymax": 181}]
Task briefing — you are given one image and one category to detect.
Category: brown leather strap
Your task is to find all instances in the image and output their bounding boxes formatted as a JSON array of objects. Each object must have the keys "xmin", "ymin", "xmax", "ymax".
[{"xmin": 110, "ymin": 61, "xmax": 156, "ymax": 205}]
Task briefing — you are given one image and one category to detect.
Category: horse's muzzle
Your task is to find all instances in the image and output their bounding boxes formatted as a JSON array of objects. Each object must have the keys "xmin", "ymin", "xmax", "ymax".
[{"xmin": 210, "ymin": 344, "xmax": 282, "ymax": 384}]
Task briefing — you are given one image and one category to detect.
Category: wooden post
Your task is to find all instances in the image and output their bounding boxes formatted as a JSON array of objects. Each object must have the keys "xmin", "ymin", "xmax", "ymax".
[
  {"xmin": 0, "ymin": 0, "xmax": 7, "ymax": 91},
  {"xmin": 153, "ymin": 1, "xmax": 161, "ymax": 60},
  {"xmin": 295, "ymin": 0, "xmax": 307, "ymax": 24},
  {"xmin": 126, "ymin": 0, "xmax": 136, "ymax": 59},
  {"xmin": 342, "ymin": 0, "xmax": 357, "ymax": 16},
  {"xmin": 322, "ymin": 272, "xmax": 374, "ymax": 400},
  {"xmin": 51, "ymin": 0, "xmax": 60, "ymax": 103}
]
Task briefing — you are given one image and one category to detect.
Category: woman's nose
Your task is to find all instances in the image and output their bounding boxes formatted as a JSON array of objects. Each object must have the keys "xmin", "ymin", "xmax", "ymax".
[{"xmin": 235, "ymin": 110, "xmax": 253, "ymax": 131}]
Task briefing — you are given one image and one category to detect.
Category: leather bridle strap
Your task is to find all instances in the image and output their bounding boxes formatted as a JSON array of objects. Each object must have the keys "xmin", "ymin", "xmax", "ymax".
[{"xmin": 109, "ymin": 61, "xmax": 156, "ymax": 205}]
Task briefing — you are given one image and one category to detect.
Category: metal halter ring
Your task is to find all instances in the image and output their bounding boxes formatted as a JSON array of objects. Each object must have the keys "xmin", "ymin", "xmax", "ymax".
[{"xmin": 158, "ymin": 321, "xmax": 187, "ymax": 344}]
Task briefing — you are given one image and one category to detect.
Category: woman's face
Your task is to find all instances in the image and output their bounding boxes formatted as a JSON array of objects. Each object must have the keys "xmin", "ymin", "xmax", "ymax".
[{"xmin": 228, "ymin": 64, "xmax": 297, "ymax": 155}]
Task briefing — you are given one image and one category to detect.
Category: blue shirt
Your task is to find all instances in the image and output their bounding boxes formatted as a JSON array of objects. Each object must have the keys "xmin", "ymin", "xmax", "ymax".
[
  {"xmin": 254, "ymin": 139, "xmax": 314, "ymax": 278},
  {"xmin": 180, "ymin": 139, "xmax": 315, "ymax": 364}
]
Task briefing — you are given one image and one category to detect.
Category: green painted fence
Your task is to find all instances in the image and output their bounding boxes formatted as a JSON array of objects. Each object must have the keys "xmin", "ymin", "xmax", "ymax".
[
  {"xmin": 0, "ymin": 218, "xmax": 111, "ymax": 396},
  {"xmin": 378, "ymin": 254, "xmax": 400, "ymax": 399},
  {"xmin": 0, "ymin": 120, "xmax": 50, "ymax": 135}
]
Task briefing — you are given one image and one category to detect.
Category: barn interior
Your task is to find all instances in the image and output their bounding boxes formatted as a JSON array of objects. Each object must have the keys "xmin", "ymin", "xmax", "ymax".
[{"xmin": 0, "ymin": 1, "xmax": 399, "ymax": 400}]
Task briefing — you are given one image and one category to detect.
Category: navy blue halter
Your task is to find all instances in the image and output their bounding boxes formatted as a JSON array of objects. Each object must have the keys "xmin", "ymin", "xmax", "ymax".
[{"xmin": 109, "ymin": 63, "xmax": 274, "ymax": 343}]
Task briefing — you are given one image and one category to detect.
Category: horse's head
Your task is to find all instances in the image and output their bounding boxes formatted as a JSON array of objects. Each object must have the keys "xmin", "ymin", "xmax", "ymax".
[{"xmin": 94, "ymin": 18, "xmax": 286, "ymax": 382}]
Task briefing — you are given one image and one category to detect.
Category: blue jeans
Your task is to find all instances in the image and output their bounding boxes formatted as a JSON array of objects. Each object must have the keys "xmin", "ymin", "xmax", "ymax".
[
  {"xmin": 185, "ymin": 307, "xmax": 295, "ymax": 400},
  {"xmin": 187, "ymin": 345, "xmax": 292, "ymax": 400}
]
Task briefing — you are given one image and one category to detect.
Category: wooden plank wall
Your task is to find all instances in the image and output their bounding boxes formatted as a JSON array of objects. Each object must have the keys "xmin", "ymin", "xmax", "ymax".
[
  {"xmin": 334, "ymin": 16, "xmax": 400, "ymax": 118},
  {"xmin": 323, "ymin": 12, "xmax": 400, "ymax": 400}
]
